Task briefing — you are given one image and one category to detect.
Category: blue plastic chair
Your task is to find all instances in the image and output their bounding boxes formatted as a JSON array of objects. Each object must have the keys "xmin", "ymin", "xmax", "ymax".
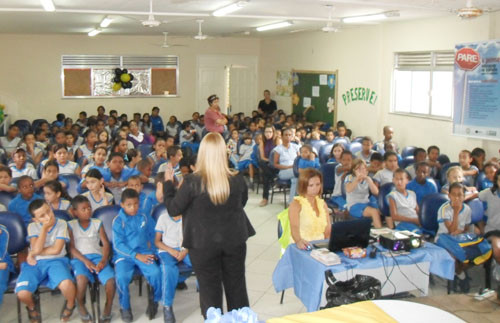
[
  {"xmin": 352, "ymin": 137, "xmax": 364, "ymax": 144},
  {"xmin": 269, "ymin": 151, "xmax": 291, "ymax": 208},
  {"xmin": 0, "ymin": 191, "xmax": 15, "ymax": 209},
  {"xmin": 53, "ymin": 210, "xmax": 72, "ymax": 222},
  {"xmin": 439, "ymin": 162, "xmax": 461, "ymax": 186},
  {"xmin": 437, "ymin": 154, "xmax": 451, "ymax": 166},
  {"xmin": 419, "ymin": 193, "xmax": 449, "ymax": 238},
  {"xmin": 309, "ymin": 140, "xmax": 326, "ymax": 157},
  {"xmin": 401, "ymin": 146, "xmax": 416, "ymax": 159},
  {"xmin": 476, "ymin": 172, "xmax": 486, "ymax": 191},
  {"xmin": 348, "ymin": 142, "xmax": 362, "ymax": 155},
  {"xmin": 138, "ymin": 144, "xmax": 153, "ymax": 158},
  {"xmin": 321, "ymin": 162, "xmax": 338, "ymax": 198},
  {"xmin": 319, "ymin": 143, "xmax": 334, "ymax": 164},
  {"xmin": 377, "ymin": 183, "xmax": 395, "ymax": 218},
  {"xmin": 32, "ymin": 119, "xmax": 48, "ymax": 131},
  {"xmin": 93, "ymin": 205, "xmax": 120, "ymax": 241},
  {"xmin": 399, "ymin": 156, "xmax": 415, "ymax": 169},
  {"xmin": 467, "ymin": 198, "xmax": 485, "ymax": 224},
  {"xmin": 60, "ymin": 174, "xmax": 81, "ymax": 198},
  {"xmin": 332, "ymin": 138, "xmax": 350, "ymax": 151},
  {"xmin": 142, "ymin": 183, "xmax": 156, "ymax": 197},
  {"xmin": 14, "ymin": 119, "xmax": 32, "ymax": 136}
]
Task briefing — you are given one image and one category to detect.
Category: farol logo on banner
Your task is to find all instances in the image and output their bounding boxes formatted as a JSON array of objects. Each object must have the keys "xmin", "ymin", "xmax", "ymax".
[{"xmin": 455, "ymin": 48, "xmax": 481, "ymax": 71}]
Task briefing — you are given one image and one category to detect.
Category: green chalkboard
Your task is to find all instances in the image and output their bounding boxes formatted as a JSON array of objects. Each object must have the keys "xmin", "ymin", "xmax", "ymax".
[{"xmin": 292, "ymin": 70, "xmax": 337, "ymax": 125}]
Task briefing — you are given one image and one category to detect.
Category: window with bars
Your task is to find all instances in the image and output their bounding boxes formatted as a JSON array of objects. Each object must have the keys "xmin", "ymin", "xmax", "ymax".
[{"xmin": 391, "ymin": 51, "xmax": 454, "ymax": 118}]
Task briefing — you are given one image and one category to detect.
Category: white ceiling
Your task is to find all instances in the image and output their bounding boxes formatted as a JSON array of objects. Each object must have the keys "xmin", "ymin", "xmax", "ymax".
[{"xmin": 0, "ymin": 0, "xmax": 499, "ymax": 38}]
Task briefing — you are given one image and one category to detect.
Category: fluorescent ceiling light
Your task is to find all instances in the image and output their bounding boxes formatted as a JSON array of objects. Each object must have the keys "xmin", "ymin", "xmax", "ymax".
[
  {"xmin": 342, "ymin": 11, "xmax": 399, "ymax": 24},
  {"xmin": 88, "ymin": 29, "xmax": 102, "ymax": 37},
  {"xmin": 40, "ymin": 0, "xmax": 55, "ymax": 12},
  {"xmin": 256, "ymin": 21, "xmax": 293, "ymax": 32},
  {"xmin": 213, "ymin": 1, "xmax": 248, "ymax": 17},
  {"xmin": 100, "ymin": 16, "xmax": 113, "ymax": 28}
]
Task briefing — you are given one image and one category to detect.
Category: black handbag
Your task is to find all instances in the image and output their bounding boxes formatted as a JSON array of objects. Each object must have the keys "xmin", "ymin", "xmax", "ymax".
[{"xmin": 321, "ymin": 270, "xmax": 382, "ymax": 309}]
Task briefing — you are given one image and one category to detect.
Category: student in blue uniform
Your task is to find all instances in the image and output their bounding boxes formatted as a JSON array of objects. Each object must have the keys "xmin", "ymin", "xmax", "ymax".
[
  {"xmin": 0, "ymin": 224, "xmax": 14, "ymax": 307},
  {"xmin": 15, "ymin": 199, "xmax": 76, "ymax": 322},
  {"xmin": 68, "ymin": 195, "xmax": 115, "ymax": 323},
  {"xmin": 8, "ymin": 176, "xmax": 43, "ymax": 227},
  {"xmin": 126, "ymin": 175, "xmax": 154, "ymax": 218},
  {"xmin": 103, "ymin": 152, "xmax": 140, "ymax": 203},
  {"xmin": 406, "ymin": 162, "xmax": 438, "ymax": 206},
  {"xmin": 112, "ymin": 189, "xmax": 161, "ymax": 322}
]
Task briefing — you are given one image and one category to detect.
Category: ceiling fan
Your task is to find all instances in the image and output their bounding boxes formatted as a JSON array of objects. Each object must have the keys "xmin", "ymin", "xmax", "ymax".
[
  {"xmin": 158, "ymin": 32, "xmax": 187, "ymax": 48},
  {"xmin": 456, "ymin": 0, "xmax": 486, "ymax": 19},
  {"xmin": 194, "ymin": 19, "xmax": 209, "ymax": 40},
  {"xmin": 322, "ymin": 5, "xmax": 338, "ymax": 32},
  {"xmin": 142, "ymin": 0, "xmax": 161, "ymax": 27}
]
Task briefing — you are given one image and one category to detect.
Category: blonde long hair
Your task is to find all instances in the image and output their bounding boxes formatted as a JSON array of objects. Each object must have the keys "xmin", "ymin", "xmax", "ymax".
[{"xmin": 195, "ymin": 132, "xmax": 237, "ymax": 205}]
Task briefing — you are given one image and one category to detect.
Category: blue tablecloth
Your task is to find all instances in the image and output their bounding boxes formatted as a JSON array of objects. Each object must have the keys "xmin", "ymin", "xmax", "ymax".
[{"xmin": 272, "ymin": 242, "xmax": 454, "ymax": 312}]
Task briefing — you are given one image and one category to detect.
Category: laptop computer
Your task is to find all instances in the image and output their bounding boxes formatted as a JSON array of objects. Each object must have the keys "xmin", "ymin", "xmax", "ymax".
[{"xmin": 314, "ymin": 218, "xmax": 372, "ymax": 252}]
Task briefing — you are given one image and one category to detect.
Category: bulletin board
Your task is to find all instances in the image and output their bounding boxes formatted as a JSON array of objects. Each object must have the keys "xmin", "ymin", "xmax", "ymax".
[
  {"xmin": 151, "ymin": 68, "xmax": 177, "ymax": 95},
  {"xmin": 63, "ymin": 69, "xmax": 91, "ymax": 96},
  {"xmin": 292, "ymin": 70, "xmax": 337, "ymax": 125}
]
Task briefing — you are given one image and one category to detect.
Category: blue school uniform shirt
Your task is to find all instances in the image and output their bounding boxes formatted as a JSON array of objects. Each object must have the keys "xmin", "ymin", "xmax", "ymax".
[
  {"xmin": 101, "ymin": 167, "xmax": 139, "ymax": 183},
  {"xmin": 112, "ymin": 208, "xmax": 156, "ymax": 261},
  {"xmin": 406, "ymin": 178, "xmax": 438, "ymax": 205},
  {"xmin": 151, "ymin": 115, "xmax": 164, "ymax": 133},
  {"xmin": 298, "ymin": 157, "xmax": 321, "ymax": 170},
  {"xmin": 0, "ymin": 225, "xmax": 14, "ymax": 273},
  {"xmin": 479, "ymin": 178, "xmax": 493, "ymax": 191},
  {"xmin": 8, "ymin": 193, "xmax": 43, "ymax": 227},
  {"xmin": 146, "ymin": 191, "xmax": 160, "ymax": 214}
]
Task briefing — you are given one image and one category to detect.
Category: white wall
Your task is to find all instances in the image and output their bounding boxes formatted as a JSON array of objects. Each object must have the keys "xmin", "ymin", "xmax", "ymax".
[
  {"xmin": 260, "ymin": 13, "xmax": 499, "ymax": 160},
  {"xmin": 0, "ymin": 33, "xmax": 260, "ymax": 123}
]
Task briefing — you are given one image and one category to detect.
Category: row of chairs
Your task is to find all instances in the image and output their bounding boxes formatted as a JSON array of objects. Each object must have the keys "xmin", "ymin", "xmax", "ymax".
[{"xmin": 0, "ymin": 203, "xmax": 192, "ymax": 322}]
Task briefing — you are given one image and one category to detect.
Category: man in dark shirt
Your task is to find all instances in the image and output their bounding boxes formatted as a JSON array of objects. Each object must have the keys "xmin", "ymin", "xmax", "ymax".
[{"xmin": 258, "ymin": 90, "xmax": 277, "ymax": 117}]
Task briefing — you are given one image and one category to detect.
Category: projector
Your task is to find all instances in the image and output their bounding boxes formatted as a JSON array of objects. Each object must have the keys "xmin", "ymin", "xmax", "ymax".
[{"xmin": 379, "ymin": 231, "xmax": 422, "ymax": 252}]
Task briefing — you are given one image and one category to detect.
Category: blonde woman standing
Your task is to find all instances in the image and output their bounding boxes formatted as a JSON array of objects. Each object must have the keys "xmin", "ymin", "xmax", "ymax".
[{"xmin": 163, "ymin": 132, "xmax": 255, "ymax": 319}]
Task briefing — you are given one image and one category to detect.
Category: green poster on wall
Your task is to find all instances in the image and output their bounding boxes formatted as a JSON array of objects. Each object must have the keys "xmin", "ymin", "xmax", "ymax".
[{"xmin": 291, "ymin": 70, "xmax": 337, "ymax": 125}]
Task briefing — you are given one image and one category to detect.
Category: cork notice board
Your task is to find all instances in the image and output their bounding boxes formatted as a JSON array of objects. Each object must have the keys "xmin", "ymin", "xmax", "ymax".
[
  {"xmin": 151, "ymin": 68, "xmax": 177, "ymax": 95},
  {"xmin": 64, "ymin": 69, "xmax": 91, "ymax": 96}
]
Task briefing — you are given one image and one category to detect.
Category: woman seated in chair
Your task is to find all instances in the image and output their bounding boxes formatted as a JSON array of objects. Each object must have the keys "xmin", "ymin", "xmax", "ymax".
[{"xmin": 289, "ymin": 168, "xmax": 331, "ymax": 250}]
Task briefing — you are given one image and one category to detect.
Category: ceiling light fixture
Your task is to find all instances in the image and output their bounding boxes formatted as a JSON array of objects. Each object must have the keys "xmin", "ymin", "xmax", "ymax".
[
  {"xmin": 40, "ymin": 0, "xmax": 55, "ymax": 12},
  {"xmin": 342, "ymin": 11, "xmax": 399, "ymax": 24},
  {"xmin": 256, "ymin": 21, "xmax": 293, "ymax": 32},
  {"xmin": 213, "ymin": 1, "xmax": 248, "ymax": 17},
  {"xmin": 88, "ymin": 29, "xmax": 102, "ymax": 37},
  {"xmin": 100, "ymin": 16, "xmax": 113, "ymax": 28}
]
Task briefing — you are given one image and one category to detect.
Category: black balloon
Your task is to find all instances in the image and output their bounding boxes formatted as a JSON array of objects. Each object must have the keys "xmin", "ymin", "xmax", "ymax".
[
  {"xmin": 114, "ymin": 68, "xmax": 122, "ymax": 75},
  {"xmin": 114, "ymin": 76, "xmax": 120, "ymax": 83},
  {"xmin": 126, "ymin": 82, "xmax": 132, "ymax": 88},
  {"xmin": 129, "ymin": 74, "xmax": 134, "ymax": 81},
  {"xmin": 122, "ymin": 69, "xmax": 128, "ymax": 74}
]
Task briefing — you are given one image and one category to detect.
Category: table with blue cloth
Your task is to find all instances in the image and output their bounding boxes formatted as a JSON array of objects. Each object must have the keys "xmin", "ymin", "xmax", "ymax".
[{"xmin": 272, "ymin": 242, "xmax": 455, "ymax": 312}]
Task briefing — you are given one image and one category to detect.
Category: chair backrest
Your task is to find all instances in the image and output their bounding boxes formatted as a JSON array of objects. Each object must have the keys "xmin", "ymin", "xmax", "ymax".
[
  {"xmin": 378, "ymin": 183, "xmax": 395, "ymax": 217},
  {"xmin": 151, "ymin": 203, "xmax": 168, "ymax": 222},
  {"xmin": 53, "ymin": 210, "xmax": 72, "ymax": 222},
  {"xmin": 439, "ymin": 162, "xmax": 460, "ymax": 186},
  {"xmin": 437, "ymin": 154, "xmax": 450, "ymax": 165},
  {"xmin": 60, "ymin": 174, "xmax": 81, "ymax": 198},
  {"xmin": 252, "ymin": 144, "xmax": 260, "ymax": 163},
  {"xmin": 352, "ymin": 137, "xmax": 364, "ymax": 144},
  {"xmin": 348, "ymin": 142, "xmax": 362, "ymax": 155},
  {"xmin": 401, "ymin": 146, "xmax": 416, "ymax": 159},
  {"xmin": 321, "ymin": 162, "xmax": 338, "ymax": 193},
  {"xmin": 0, "ymin": 191, "xmax": 15, "ymax": 209},
  {"xmin": 467, "ymin": 198, "xmax": 485, "ymax": 224},
  {"xmin": 399, "ymin": 156, "xmax": 415, "ymax": 169},
  {"xmin": 138, "ymin": 144, "xmax": 153, "ymax": 158},
  {"xmin": 292, "ymin": 156, "xmax": 300, "ymax": 178},
  {"xmin": 475, "ymin": 172, "xmax": 486, "ymax": 190},
  {"xmin": 309, "ymin": 140, "xmax": 326, "ymax": 156},
  {"xmin": 0, "ymin": 211, "xmax": 28, "ymax": 254},
  {"xmin": 14, "ymin": 119, "xmax": 32, "ymax": 135},
  {"xmin": 419, "ymin": 193, "xmax": 449, "ymax": 236},
  {"xmin": 32, "ymin": 119, "xmax": 48, "ymax": 131},
  {"xmin": 319, "ymin": 143, "xmax": 334, "ymax": 164},
  {"xmin": 93, "ymin": 205, "xmax": 120, "ymax": 242},
  {"xmin": 142, "ymin": 182, "xmax": 155, "ymax": 197},
  {"xmin": 332, "ymin": 138, "xmax": 350, "ymax": 152}
]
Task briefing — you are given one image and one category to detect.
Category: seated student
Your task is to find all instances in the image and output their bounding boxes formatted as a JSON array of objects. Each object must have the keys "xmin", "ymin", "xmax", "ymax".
[
  {"xmin": 324, "ymin": 128, "xmax": 335, "ymax": 144},
  {"xmin": 8, "ymin": 176, "xmax": 42, "ymax": 227},
  {"xmin": 345, "ymin": 159, "xmax": 383, "ymax": 228},
  {"xmin": 355, "ymin": 137, "xmax": 374, "ymax": 165},
  {"xmin": 137, "ymin": 159, "xmax": 154, "ymax": 184},
  {"xmin": 158, "ymin": 146, "xmax": 183, "ymax": 182},
  {"xmin": 406, "ymin": 162, "xmax": 438, "ymax": 205},
  {"xmin": 405, "ymin": 147, "xmax": 427, "ymax": 179},
  {"xmin": 373, "ymin": 151, "xmax": 399, "ymax": 186},
  {"xmin": 289, "ymin": 168, "xmax": 331, "ymax": 250},
  {"xmin": 19, "ymin": 133, "xmax": 43, "ymax": 166},
  {"xmin": 126, "ymin": 175, "xmax": 154, "ymax": 218},
  {"xmin": 126, "ymin": 149, "xmax": 141, "ymax": 170},
  {"xmin": 0, "ymin": 224, "xmax": 14, "ymax": 307},
  {"xmin": 459, "ymin": 150, "xmax": 479, "ymax": 187},
  {"xmin": 35, "ymin": 159, "xmax": 69, "ymax": 190},
  {"xmin": 479, "ymin": 162, "xmax": 499, "ymax": 190},
  {"xmin": 82, "ymin": 169, "xmax": 114, "ymax": 212},
  {"xmin": 297, "ymin": 144, "xmax": 320, "ymax": 172},
  {"xmin": 0, "ymin": 166, "xmax": 16, "ymax": 195},
  {"xmin": 68, "ymin": 195, "xmax": 115, "ymax": 323},
  {"xmin": 274, "ymin": 128, "xmax": 301, "ymax": 203},
  {"xmin": 375, "ymin": 125, "xmax": 398, "ymax": 154},
  {"xmin": 34, "ymin": 128, "xmax": 49, "ymax": 152},
  {"xmin": 81, "ymin": 146, "xmax": 108, "ymax": 178},
  {"xmin": 111, "ymin": 138, "xmax": 130, "ymax": 158},
  {"xmin": 54, "ymin": 144, "xmax": 81, "ymax": 176},
  {"xmin": 368, "ymin": 152, "xmax": 383, "ymax": 177},
  {"xmin": 77, "ymin": 130, "xmax": 98, "ymax": 161},
  {"xmin": 479, "ymin": 170, "xmax": 500, "ymax": 275},
  {"xmin": 10, "ymin": 148, "xmax": 38, "ymax": 180},
  {"xmin": 226, "ymin": 129, "xmax": 240, "ymax": 168},
  {"xmin": 0, "ymin": 124, "xmax": 21, "ymax": 158},
  {"xmin": 335, "ymin": 125, "xmax": 351, "ymax": 144},
  {"xmin": 327, "ymin": 143, "xmax": 345, "ymax": 164},
  {"xmin": 441, "ymin": 166, "xmax": 478, "ymax": 201},
  {"xmin": 237, "ymin": 133, "xmax": 257, "ymax": 184},
  {"xmin": 147, "ymin": 137, "xmax": 167, "ymax": 166},
  {"xmin": 384, "ymin": 142, "xmax": 402, "ymax": 164},
  {"xmin": 471, "ymin": 147, "xmax": 487, "ymax": 172},
  {"xmin": 388, "ymin": 169, "xmax": 420, "ymax": 231},
  {"xmin": 15, "ymin": 199, "xmax": 76, "ymax": 322},
  {"xmin": 103, "ymin": 153, "xmax": 140, "ymax": 203},
  {"xmin": 179, "ymin": 121, "xmax": 199, "ymax": 153},
  {"xmin": 427, "ymin": 145, "xmax": 441, "ymax": 179},
  {"xmin": 329, "ymin": 150, "xmax": 353, "ymax": 212},
  {"xmin": 43, "ymin": 180, "xmax": 71, "ymax": 211},
  {"xmin": 436, "ymin": 182, "xmax": 473, "ymax": 293},
  {"xmin": 154, "ymin": 202, "xmax": 192, "ymax": 323},
  {"xmin": 65, "ymin": 131, "xmax": 77, "ymax": 161},
  {"xmin": 112, "ymin": 189, "xmax": 161, "ymax": 322}
]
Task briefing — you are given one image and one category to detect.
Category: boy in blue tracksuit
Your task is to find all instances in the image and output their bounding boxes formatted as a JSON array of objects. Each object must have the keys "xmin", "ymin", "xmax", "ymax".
[
  {"xmin": 8, "ymin": 176, "xmax": 43, "ymax": 227},
  {"xmin": 112, "ymin": 189, "xmax": 161, "ymax": 322},
  {"xmin": 151, "ymin": 107, "xmax": 165, "ymax": 135},
  {"xmin": 0, "ymin": 224, "xmax": 14, "ymax": 307}
]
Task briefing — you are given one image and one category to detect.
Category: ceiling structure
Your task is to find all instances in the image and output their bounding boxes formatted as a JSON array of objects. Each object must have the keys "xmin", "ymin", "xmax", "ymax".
[{"xmin": 0, "ymin": 0, "xmax": 499, "ymax": 38}]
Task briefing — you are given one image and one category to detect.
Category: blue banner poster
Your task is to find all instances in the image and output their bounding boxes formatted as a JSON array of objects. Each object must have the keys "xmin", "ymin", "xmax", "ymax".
[{"xmin": 453, "ymin": 39, "xmax": 500, "ymax": 141}]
